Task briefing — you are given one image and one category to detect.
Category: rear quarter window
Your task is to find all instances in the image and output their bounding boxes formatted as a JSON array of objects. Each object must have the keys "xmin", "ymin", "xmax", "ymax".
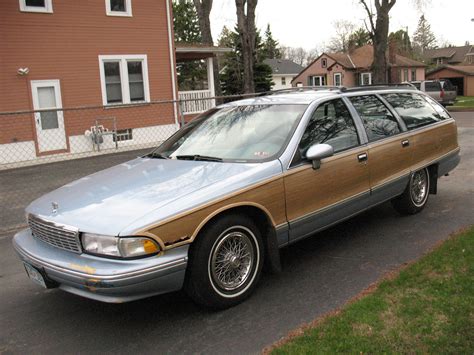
[
  {"xmin": 382, "ymin": 93, "xmax": 445, "ymax": 130},
  {"xmin": 424, "ymin": 81, "xmax": 441, "ymax": 92}
]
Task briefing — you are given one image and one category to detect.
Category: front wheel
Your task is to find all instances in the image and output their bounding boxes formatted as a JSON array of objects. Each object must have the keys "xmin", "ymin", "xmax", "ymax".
[
  {"xmin": 391, "ymin": 167, "xmax": 430, "ymax": 215},
  {"xmin": 184, "ymin": 214, "xmax": 264, "ymax": 310}
]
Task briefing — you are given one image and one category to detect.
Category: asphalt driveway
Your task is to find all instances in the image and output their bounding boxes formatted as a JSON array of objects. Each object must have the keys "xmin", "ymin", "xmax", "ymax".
[{"xmin": 0, "ymin": 113, "xmax": 472, "ymax": 354}]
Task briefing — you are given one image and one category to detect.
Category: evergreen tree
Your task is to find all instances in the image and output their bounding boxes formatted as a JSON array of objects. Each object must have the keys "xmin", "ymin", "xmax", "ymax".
[
  {"xmin": 413, "ymin": 14, "xmax": 437, "ymax": 54},
  {"xmin": 388, "ymin": 29, "xmax": 413, "ymax": 56},
  {"xmin": 262, "ymin": 24, "xmax": 281, "ymax": 59},
  {"xmin": 219, "ymin": 26, "xmax": 273, "ymax": 95},
  {"xmin": 347, "ymin": 28, "xmax": 372, "ymax": 49},
  {"xmin": 172, "ymin": 0, "xmax": 206, "ymax": 91}
]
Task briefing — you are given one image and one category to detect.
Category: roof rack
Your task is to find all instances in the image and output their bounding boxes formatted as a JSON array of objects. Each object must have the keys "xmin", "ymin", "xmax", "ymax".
[
  {"xmin": 343, "ymin": 83, "xmax": 417, "ymax": 92},
  {"xmin": 269, "ymin": 86, "xmax": 345, "ymax": 94}
]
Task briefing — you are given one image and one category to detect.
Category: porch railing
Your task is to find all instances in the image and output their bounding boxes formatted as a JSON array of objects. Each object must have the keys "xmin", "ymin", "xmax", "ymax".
[{"xmin": 178, "ymin": 90, "xmax": 215, "ymax": 114}]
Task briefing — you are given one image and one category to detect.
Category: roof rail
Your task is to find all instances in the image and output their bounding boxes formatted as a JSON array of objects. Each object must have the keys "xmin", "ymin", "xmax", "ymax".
[
  {"xmin": 269, "ymin": 86, "xmax": 345, "ymax": 94},
  {"xmin": 343, "ymin": 83, "xmax": 417, "ymax": 92}
]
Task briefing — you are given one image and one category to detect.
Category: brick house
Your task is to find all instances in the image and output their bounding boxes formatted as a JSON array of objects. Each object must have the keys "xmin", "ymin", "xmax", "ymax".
[
  {"xmin": 292, "ymin": 45, "xmax": 426, "ymax": 87},
  {"xmin": 0, "ymin": 0, "xmax": 222, "ymax": 164}
]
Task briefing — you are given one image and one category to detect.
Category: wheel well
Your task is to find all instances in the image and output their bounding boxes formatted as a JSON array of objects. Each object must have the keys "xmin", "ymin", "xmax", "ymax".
[{"xmin": 195, "ymin": 205, "xmax": 281, "ymax": 273}]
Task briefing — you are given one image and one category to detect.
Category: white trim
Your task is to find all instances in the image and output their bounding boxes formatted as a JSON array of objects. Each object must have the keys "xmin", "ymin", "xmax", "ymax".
[
  {"xmin": 166, "ymin": 0, "xmax": 178, "ymax": 125},
  {"xmin": 333, "ymin": 72, "xmax": 342, "ymax": 86},
  {"xmin": 105, "ymin": 0, "xmax": 132, "ymax": 17},
  {"xmin": 30, "ymin": 79, "xmax": 67, "ymax": 152},
  {"xmin": 19, "ymin": 0, "xmax": 53, "ymax": 13},
  {"xmin": 360, "ymin": 72, "xmax": 372, "ymax": 85},
  {"xmin": 311, "ymin": 75, "xmax": 326, "ymax": 86},
  {"xmin": 98, "ymin": 54, "xmax": 150, "ymax": 106}
]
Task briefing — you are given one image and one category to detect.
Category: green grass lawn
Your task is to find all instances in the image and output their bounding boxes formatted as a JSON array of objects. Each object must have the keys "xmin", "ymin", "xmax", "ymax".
[
  {"xmin": 452, "ymin": 96, "xmax": 474, "ymax": 108},
  {"xmin": 272, "ymin": 226, "xmax": 474, "ymax": 354}
]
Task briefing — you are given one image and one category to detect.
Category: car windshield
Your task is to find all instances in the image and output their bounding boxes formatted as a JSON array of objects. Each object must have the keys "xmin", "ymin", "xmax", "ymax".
[{"xmin": 152, "ymin": 104, "xmax": 307, "ymax": 162}]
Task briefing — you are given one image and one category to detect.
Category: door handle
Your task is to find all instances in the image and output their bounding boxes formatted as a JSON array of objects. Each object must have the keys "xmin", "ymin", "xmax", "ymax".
[
  {"xmin": 401, "ymin": 139, "xmax": 410, "ymax": 147},
  {"xmin": 357, "ymin": 153, "xmax": 368, "ymax": 163}
]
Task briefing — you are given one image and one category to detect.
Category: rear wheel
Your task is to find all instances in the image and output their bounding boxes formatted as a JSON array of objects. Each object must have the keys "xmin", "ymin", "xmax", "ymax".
[
  {"xmin": 184, "ymin": 214, "xmax": 264, "ymax": 310},
  {"xmin": 391, "ymin": 167, "xmax": 430, "ymax": 215}
]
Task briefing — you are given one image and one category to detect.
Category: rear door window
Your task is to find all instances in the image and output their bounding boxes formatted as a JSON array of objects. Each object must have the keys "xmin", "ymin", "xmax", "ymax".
[
  {"xmin": 349, "ymin": 95, "xmax": 401, "ymax": 142},
  {"xmin": 382, "ymin": 93, "xmax": 444, "ymax": 130}
]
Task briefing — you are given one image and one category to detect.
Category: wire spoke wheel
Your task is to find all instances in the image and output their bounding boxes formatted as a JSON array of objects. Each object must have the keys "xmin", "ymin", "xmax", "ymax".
[
  {"xmin": 210, "ymin": 229, "xmax": 255, "ymax": 292},
  {"xmin": 410, "ymin": 169, "xmax": 428, "ymax": 206}
]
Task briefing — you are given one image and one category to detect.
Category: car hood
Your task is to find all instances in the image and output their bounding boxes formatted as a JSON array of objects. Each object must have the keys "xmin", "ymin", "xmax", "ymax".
[{"xmin": 26, "ymin": 157, "xmax": 282, "ymax": 236}]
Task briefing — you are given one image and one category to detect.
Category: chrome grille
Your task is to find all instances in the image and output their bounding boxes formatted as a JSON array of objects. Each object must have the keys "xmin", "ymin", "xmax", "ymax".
[{"xmin": 28, "ymin": 214, "xmax": 82, "ymax": 253}]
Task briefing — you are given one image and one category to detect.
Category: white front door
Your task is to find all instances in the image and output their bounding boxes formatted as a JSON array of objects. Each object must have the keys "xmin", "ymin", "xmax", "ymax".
[
  {"xmin": 334, "ymin": 73, "xmax": 342, "ymax": 86},
  {"xmin": 31, "ymin": 80, "xmax": 67, "ymax": 153}
]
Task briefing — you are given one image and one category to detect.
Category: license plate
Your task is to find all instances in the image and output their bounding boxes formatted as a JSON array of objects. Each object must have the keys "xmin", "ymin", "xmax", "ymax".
[{"xmin": 24, "ymin": 262, "xmax": 47, "ymax": 289}]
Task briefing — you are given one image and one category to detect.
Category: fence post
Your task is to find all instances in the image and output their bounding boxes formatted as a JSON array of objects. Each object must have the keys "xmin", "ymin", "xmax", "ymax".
[{"xmin": 178, "ymin": 100, "xmax": 186, "ymax": 127}]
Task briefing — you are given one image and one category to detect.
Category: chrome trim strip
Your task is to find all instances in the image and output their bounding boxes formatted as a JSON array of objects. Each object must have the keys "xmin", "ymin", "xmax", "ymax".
[
  {"xmin": 13, "ymin": 242, "xmax": 187, "ymax": 282},
  {"xmin": 288, "ymin": 189, "xmax": 370, "ymax": 225},
  {"xmin": 371, "ymin": 172, "xmax": 410, "ymax": 192}
]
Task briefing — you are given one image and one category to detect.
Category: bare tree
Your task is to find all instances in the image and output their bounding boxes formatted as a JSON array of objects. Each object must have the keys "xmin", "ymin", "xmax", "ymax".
[
  {"xmin": 235, "ymin": 0, "xmax": 258, "ymax": 93},
  {"xmin": 327, "ymin": 20, "xmax": 357, "ymax": 52},
  {"xmin": 281, "ymin": 46, "xmax": 319, "ymax": 66},
  {"xmin": 193, "ymin": 0, "xmax": 221, "ymax": 96},
  {"xmin": 360, "ymin": 0, "xmax": 396, "ymax": 84}
]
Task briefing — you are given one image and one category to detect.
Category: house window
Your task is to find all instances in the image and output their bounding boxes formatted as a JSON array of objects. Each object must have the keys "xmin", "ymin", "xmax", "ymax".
[
  {"xmin": 411, "ymin": 69, "xmax": 416, "ymax": 81},
  {"xmin": 360, "ymin": 72, "xmax": 372, "ymax": 86},
  {"xmin": 311, "ymin": 76, "xmax": 326, "ymax": 86},
  {"xmin": 468, "ymin": 55, "xmax": 473, "ymax": 64},
  {"xmin": 19, "ymin": 0, "xmax": 53, "ymax": 13},
  {"xmin": 334, "ymin": 73, "xmax": 342, "ymax": 86},
  {"xmin": 403, "ymin": 69, "xmax": 409, "ymax": 82},
  {"xmin": 281, "ymin": 77, "xmax": 286, "ymax": 85},
  {"xmin": 99, "ymin": 55, "xmax": 150, "ymax": 105},
  {"xmin": 113, "ymin": 128, "xmax": 133, "ymax": 142},
  {"xmin": 321, "ymin": 58, "xmax": 327, "ymax": 68},
  {"xmin": 436, "ymin": 58, "xmax": 443, "ymax": 66},
  {"xmin": 105, "ymin": 0, "xmax": 132, "ymax": 17}
]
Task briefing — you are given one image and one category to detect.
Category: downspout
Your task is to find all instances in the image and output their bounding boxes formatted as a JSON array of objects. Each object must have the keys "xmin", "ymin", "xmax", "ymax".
[{"xmin": 165, "ymin": 0, "xmax": 179, "ymax": 126}]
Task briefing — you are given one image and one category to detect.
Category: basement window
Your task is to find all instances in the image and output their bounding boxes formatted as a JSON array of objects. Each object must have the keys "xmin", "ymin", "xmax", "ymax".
[
  {"xmin": 113, "ymin": 129, "xmax": 133, "ymax": 142},
  {"xmin": 19, "ymin": 0, "xmax": 53, "ymax": 13}
]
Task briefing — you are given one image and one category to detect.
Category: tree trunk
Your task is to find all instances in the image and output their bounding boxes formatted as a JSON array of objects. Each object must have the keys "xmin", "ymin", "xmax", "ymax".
[
  {"xmin": 193, "ymin": 0, "xmax": 222, "ymax": 97},
  {"xmin": 360, "ymin": 0, "xmax": 396, "ymax": 84},
  {"xmin": 235, "ymin": 0, "xmax": 258, "ymax": 93}
]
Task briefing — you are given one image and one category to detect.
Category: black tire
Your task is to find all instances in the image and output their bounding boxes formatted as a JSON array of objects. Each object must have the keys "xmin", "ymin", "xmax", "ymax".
[
  {"xmin": 184, "ymin": 214, "xmax": 264, "ymax": 310},
  {"xmin": 391, "ymin": 167, "xmax": 430, "ymax": 215}
]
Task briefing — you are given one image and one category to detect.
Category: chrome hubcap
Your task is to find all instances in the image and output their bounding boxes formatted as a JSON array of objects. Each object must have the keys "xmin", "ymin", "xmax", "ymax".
[
  {"xmin": 210, "ymin": 230, "xmax": 254, "ymax": 291},
  {"xmin": 410, "ymin": 170, "xmax": 428, "ymax": 206}
]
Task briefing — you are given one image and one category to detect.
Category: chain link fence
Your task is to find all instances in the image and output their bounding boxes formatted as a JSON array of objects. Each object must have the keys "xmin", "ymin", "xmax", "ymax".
[{"xmin": 0, "ymin": 93, "xmax": 260, "ymax": 233}]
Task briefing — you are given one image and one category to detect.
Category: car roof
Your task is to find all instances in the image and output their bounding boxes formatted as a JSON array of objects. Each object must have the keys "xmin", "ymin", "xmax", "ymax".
[{"xmin": 219, "ymin": 86, "xmax": 419, "ymax": 107}]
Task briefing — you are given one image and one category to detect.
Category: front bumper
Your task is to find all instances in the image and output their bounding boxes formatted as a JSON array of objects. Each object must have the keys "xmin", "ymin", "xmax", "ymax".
[{"xmin": 13, "ymin": 228, "xmax": 188, "ymax": 303}]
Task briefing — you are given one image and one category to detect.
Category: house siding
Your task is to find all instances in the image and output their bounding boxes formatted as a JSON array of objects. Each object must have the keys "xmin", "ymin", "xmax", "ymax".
[
  {"xmin": 292, "ymin": 55, "xmax": 339, "ymax": 86},
  {"xmin": 0, "ymin": 0, "xmax": 176, "ymax": 147}
]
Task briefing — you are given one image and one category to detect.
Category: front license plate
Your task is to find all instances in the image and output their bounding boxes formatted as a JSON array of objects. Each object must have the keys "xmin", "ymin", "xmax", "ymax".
[{"xmin": 24, "ymin": 262, "xmax": 47, "ymax": 289}]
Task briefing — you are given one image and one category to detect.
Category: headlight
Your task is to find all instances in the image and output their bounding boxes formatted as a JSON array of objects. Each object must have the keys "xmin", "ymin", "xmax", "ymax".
[{"xmin": 82, "ymin": 233, "xmax": 160, "ymax": 258}]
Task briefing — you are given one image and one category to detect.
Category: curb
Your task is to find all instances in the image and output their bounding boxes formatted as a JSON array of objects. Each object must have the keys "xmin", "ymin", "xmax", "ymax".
[{"xmin": 447, "ymin": 107, "xmax": 474, "ymax": 112}]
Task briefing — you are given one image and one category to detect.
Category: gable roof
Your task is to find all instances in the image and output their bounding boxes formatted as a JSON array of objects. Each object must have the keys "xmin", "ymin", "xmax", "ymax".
[
  {"xmin": 424, "ymin": 45, "xmax": 474, "ymax": 64},
  {"xmin": 291, "ymin": 45, "xmax": 425, "ymax": 83},
  {"xmin": 427, "ymin": 65, "xmax": 474, "ymax": 76},
  {"xmin": 263, "ymin": 58, "xmax": 304, "ymax": 75}
]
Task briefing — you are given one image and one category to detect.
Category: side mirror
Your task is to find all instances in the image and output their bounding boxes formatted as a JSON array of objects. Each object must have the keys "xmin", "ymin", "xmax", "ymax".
[{"xmin": 306, "ymin": 143, "xmax": 334, "ymax": 170}]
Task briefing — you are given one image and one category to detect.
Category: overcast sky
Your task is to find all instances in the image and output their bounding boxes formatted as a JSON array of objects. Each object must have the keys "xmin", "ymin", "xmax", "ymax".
[{"xmin": 210, "ymin": 0, "xmax": 474, "ymax": 50}]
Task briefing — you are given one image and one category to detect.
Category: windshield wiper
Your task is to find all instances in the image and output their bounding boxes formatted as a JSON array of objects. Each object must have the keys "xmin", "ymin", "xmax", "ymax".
[
  {"xmin": 145, "ymin": 152, "xmax": 170, "ymax": 159},
  {"xmin": 176, "ymin": 154, "xmax": 223, "ymax": 162}
]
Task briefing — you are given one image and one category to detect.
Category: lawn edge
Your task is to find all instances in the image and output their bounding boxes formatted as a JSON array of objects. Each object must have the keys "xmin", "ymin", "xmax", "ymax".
[{"xmin": 262, "ymin": 225, "xmax": 472, "ymax": 354}]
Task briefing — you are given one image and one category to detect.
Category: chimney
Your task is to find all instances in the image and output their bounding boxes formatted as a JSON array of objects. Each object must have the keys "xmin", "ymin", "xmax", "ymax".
[{"xmin": 388, "ymin": 39, "xmax": 397, "ymax": 65}]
